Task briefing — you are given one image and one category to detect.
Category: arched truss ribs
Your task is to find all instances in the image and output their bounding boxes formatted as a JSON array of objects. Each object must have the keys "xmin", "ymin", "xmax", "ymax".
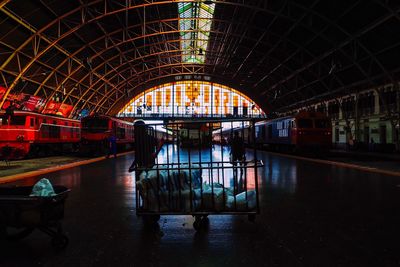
[{"xmin": 0, "ymin": 0, "xmax": 399, "ymax": 116}]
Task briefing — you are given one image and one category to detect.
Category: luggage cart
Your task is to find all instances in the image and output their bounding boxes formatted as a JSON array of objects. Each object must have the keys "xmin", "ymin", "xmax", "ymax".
[
  {"xmin": 133, "ymin": 119, "xmax": 264, "ymax": 230},
  {"xmin": 0, "ymin": 186, "xmax": 70, "ymax": 249}
]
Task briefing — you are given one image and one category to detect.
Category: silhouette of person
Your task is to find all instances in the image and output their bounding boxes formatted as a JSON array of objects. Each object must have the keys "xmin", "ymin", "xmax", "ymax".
[
  {"xmin": 230, "ymin": 131, "xmax": 245, "ymax": 164},
  {"xmin": 229, "ymin": 131, "xmax": 246, "ymax": 193},
  {"xmin": 106, "ymin": 133, "xmax": 117, "ymax": 158},
  {"xmin": 129, "ymin": 121, "xmax": 163, "ymax": 175},
  {"xmin": 369, "ymin": 137, "xmax": 375, "ymax": 152}
]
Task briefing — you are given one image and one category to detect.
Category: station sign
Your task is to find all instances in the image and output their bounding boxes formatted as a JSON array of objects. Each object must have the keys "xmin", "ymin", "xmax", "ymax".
[{"xmin": 174, "ymin": 75, "xmax": 212, "ymax": 81}]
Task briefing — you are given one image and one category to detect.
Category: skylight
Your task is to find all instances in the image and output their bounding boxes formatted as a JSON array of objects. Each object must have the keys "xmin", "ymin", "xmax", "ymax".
[{"xmin": 178, "ymin": 2, "xmax": 215, "ymax": 64}]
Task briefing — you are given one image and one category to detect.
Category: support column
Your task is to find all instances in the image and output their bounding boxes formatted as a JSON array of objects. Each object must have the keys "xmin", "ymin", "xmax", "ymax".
[
  {"xmin": 355, "ymin": 93, "xmax": 359, "ymax": 142},
  {"xmin": 374, "ymin": 90, "xmax": 380, "ymax": 115}
]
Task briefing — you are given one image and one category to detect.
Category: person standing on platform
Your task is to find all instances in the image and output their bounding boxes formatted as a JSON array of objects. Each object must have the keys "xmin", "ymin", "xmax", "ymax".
[
  {"xmin": 230, "ymin": 131, "xmax": 245, "ymax": 164},
  {"xmin": 230, "ymin": 131, "xmax": 246, "ymax": 193},
  {"xmin": 369, "ymin": 137, "xmax": 375, "ymax": 152},
  {"xmin": 106, "ymin": 133, "xmax": 117, "ymax": 158}
]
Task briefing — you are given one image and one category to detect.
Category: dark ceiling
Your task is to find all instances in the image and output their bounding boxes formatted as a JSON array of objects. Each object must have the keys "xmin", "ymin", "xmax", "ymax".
[{"xmin": 0, "ymin": 0, "xmax": 399, "ymax": 117}]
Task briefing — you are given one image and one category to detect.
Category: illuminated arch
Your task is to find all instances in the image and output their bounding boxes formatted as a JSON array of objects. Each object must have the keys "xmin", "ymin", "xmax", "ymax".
[{"xmin": 118, "ymin": 81, "xmax": 265, "ymax": 117}]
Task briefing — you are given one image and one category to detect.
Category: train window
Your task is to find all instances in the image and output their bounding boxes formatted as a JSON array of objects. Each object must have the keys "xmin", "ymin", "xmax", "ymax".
[
  {"xmin": 41, "ymin": 125, "xmax": 50, "ymax": 138},
  {"xmin": 284, "ymin": 120, "xmax": 290, "ymax": 129},
  {"xmin": 82, "ymin": 118, "xmax": 108, "ymax": 133},
  {"xmin": 30, "ymin": 118, "xmax": 35, "ymax": 127},
  {"xmin": 297, "ymin": 119, "xmax": 312, "ymax": 128},
  {"xmin": 49, "ymin": 124, "xmax": 60, "ymax": 138},
  {"xmin": 315, "ymin": 119, "xmax": 329, "ymax": 128},
  {"xmin": 10, "ymin": 116, "xmax": 26, "ymax": 126}
]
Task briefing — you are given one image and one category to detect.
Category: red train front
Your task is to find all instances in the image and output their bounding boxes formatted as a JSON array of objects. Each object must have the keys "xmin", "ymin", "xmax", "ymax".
[
  {"xmin": 291, "ymin": 111, "xmax": 332, "ymax": 150},
  {"xmin": 80, "ymin": 114, "xmax": 134, "ymax": 155},
  {"xmin": 0, "ymin": 111, "xmax": 80, "ymax": 159}
]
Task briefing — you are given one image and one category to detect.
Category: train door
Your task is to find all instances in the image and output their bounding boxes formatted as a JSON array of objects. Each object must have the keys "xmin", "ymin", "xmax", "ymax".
[
  {"xmin": 41, "ymin": 119, "xmax": 49, "ymax": 138},
  {"xmin": 380, "ymin": 125, "xmax": 387, "ymax": 144},
  {"xmin": 26, "ymin": 116, "xmax": 35, "ymax": 141},
  {"xmin": 62, "ymin": 121, "xmax": 68, "ymax": 139},
  {"xmin": 50, "ymin": 120, "xmax": 60, "ymax": 139},
  {"xmin": 291, "ymin": 120, "xmax": 297, "ymax": 145},
  {"xmin": 112, "ymin": 121, "xmax": 117, "ymax": 136},
  {"xmin": 29, "ymin": 117, "xmax": 35, "ymax": 128},
  {"xmin": 335, "ymin": 128, "xmax": 339, "ymax": 143},
  {"xmin": 267, "ymin": 124, "xmax": 272, "ymax": 143},
  {"xmin": 364, "ymin": 126, "xmax": 369, "ymax": 144},
  {"xmin": 260, "ymin": 125, "xmax": 266, "ymax": 143}
]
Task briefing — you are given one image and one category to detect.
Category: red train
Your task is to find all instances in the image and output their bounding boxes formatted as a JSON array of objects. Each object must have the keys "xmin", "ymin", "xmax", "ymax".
[
  {"xmin": 80, "ymin": 114, "xmax": 134, "ymax": 155},
  {"xmin": 0, "ymin": 111, "xmax": 81, "ymax": 159},
  {"xmin": 255, "ymin": 111, "xmax": 332, "ymax": 151},
  {"xmin": 213, "ymin": 111, "xmax": 332, "ymax": 152}
]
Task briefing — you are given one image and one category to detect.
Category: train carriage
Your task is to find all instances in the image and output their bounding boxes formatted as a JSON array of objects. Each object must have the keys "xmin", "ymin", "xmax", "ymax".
[
  {"xmin": 0, "ymin": 111, "xmax": 80, "ymax": 159},
  {"xmin": 255, "ymin": 111, "xmax": 332, "ymax": 151},
  {"xmin": 80, "ymin": 114, "xmax": 135, "ymax": 155}
]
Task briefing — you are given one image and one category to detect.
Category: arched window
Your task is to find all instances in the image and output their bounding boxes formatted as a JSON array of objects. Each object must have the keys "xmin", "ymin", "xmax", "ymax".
[{"xmin": 118, "ymin": 81, "xmax": 265, "ymax": 118}]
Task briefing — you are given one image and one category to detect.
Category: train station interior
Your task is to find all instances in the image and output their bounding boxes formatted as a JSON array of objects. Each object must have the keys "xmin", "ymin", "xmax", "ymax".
[{"xmin": 1, "ymin": 1, "xmax": 400, "ymax": 266}]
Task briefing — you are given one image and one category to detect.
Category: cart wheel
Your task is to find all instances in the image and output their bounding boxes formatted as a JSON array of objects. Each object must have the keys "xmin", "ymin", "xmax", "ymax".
[
  {"xmin": 52, "ymin": 234, "xmax": 69, "ymax": 250},
  {"xmin": 193, "ymin": 215, "xmax": 207, "ymax": 231},
  {"xmin": 201, "ymin": 215, "xmax": 209, "ymax": 224},
  {"xmin": 248, "ymin": 214, "xmax": 256, "ymax": 222},
  {"xmin": 193, "ymin": 220, "xmax": 201, "ymax": 231},
  {"xmin": 200, "ymin": 216, "xmax": 209, "ymax": 230}
]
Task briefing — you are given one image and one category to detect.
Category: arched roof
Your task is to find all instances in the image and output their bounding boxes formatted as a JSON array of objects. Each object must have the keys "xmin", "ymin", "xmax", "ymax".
[{"xmin": 0, "ymin": 0, "xmax": 399, "ymax": 117}]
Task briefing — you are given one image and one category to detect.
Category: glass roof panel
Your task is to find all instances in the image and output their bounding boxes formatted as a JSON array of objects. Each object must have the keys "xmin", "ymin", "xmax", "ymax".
[{"xmin": 178, "ymin": 1, "xmax": 215, "ymax": 64}]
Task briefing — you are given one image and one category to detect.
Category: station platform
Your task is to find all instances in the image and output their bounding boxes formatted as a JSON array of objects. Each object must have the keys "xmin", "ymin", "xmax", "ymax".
[
  {"xmin": 327, "ymin": 149, "xmax": 400, "ymax": 173},
  {"xmin": 1, "ymin": 146, "xmax": 400, "ymax": 266}
]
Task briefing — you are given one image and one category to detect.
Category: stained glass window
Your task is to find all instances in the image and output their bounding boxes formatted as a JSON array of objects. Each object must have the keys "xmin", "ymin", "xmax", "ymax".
[{"xmin": 118, "ymin": 81, "xmax": 265, "ymax": 118}]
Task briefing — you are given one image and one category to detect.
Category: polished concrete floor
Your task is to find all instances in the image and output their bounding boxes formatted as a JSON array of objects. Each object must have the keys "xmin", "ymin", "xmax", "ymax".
[{"xmin": 1, "ymin": 145, "xmax": 400, "ymax": 266}]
